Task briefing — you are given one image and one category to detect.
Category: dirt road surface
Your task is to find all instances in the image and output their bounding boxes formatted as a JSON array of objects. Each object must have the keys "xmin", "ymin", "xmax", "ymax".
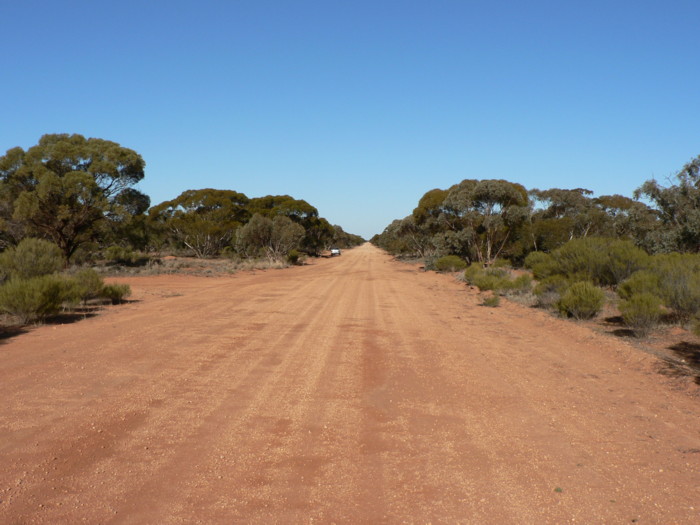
[{"xmin": 1, "ymin": 244, "xmax": 698, "ymax": 524}]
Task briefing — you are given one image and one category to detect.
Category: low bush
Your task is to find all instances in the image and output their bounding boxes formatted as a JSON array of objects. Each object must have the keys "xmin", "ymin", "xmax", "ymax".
[
  {"xmin": 0, "ymin": 238, "xmax": 64, "ymax": 280},
  {"xmin": 557, "ymin": 281, "xmax": 605, "ymax": 320},
  {"xmin": 0, "ymin": 275, "xmax": 71, "ymax": 323},
  {"xmin": 617, "ymin": 270, "xmax": 661, "ymax": 301},
  {"xmin": 524, "ymin": 251, "xmax": 557, "ymax": 279},
  {"xmin": 549, "ymin": 238, "xmax": 608, "ymax": 284},
  {"xmin": 619, "ymin": 293, "xmax": 663, "ymax": 337},
  {"xmin": 481, "ymin": 294, "xmax": 501, "ymax": 308},
  {"xmin": 464, "ymin": 264, "xmax": 532, "ymax": 296},
  {"xmin": 654, "ymin": 254, "xmax": 700, "ymax": 321},
  {"xmin": 463, "ymin": 262, "xmax": 484, "ymax": 283},
  {"xmin": 492, "ymin": 258, "xmax": 511, "ymax": 269},
  {"xmin": 606, "ymin": 240, "xmax": 650, "ymax": 286},
  {"xmin": 104, "ymin": 246, "xmax": 148, "ymax": 266},
  {"xmin": 481, "ymin": 294, "xmax": 500, "ymax": 307},
  {"xmin": 526, "ymin": 238, "xmax": 649, "ymax": 287},
  {"xmin": 434, "ymin": 255, "xmax": 468, "ymax": 272},
  {"xmin": 466, "ymin": 266, "xmax": 509, "ymax": 291},
  {"xmin": 510, "ymin": 274, "xmax": 533, "ymax": 293},
  {"xmin": 100, "ymin": 283, "xmax": 131, "ymax": 304},
  {"xmin": 287, "ymin": 249, "xmax": 302, "ymax": 265},
  {"xmin": 71, "ymin": 268, "xmax": 105, "ymax": 303}
]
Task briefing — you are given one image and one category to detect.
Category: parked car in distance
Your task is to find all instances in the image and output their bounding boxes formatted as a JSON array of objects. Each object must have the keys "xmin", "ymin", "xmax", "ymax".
[{"xmin": 330, "ymin": 248, "xmax": 342, "ymax": 256}]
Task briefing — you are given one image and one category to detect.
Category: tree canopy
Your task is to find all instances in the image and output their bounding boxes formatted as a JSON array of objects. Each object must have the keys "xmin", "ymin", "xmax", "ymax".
[
  {"xmin": 148, "ymin": 189, "xmax": 250, "ymax": 257},
  {"xmin": 635, "ymin": 154, "xmax": 700, "ymax": 253},
  {"xmin": 372, "ymin": 171, "xmax": 683, "ymax": 265},
  {"xmin": 0, "ymin": 134, "xmax": 147, "ymax": 259}
]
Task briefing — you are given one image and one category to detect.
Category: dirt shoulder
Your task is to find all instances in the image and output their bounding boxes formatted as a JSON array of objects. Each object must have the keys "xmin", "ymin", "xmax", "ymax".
[{"xmin": 0, "ymin": 244, "xmax": 698, "ymax": 523}]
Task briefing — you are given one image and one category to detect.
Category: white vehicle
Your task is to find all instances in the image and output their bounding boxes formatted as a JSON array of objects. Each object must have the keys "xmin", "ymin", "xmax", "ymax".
[{"xmin": 330, "ymin": 248, "xmax": 342, "ymax": 256}]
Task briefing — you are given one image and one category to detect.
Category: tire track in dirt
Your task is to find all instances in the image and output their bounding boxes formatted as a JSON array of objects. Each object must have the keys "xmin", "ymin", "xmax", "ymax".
[{"xmin": 0, "ymin": 244, "xmax": 698, "ymax": 524}]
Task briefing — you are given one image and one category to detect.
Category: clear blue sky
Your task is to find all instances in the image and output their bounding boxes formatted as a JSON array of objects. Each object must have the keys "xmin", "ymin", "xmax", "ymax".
[{"xmin": 1, "ymin": 0, "xmax": 698, "ymax": 239}]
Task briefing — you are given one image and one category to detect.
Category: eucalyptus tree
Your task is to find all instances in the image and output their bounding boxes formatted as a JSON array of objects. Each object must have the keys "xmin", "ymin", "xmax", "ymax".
[
  {"xmin": 0, "ymin": 134, "xmax": 147, "ymax": 259},
  {"xmin": 635, "ymin": 154, "xmax": 700, "ymax": 253},
  {"xmin": 442, "ymin": 179, "xmax": 530, "ymax": 265},
  {"xmin": 148, "ymin": 189, "xmax": 250, "ymax": 257},
  {"xmin": 236, "ymin": 213, "xmax": 305, "ymax": 261}
]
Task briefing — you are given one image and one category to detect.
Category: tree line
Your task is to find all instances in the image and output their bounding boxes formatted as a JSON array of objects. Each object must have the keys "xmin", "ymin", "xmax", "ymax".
[
  {"xmin": 371, "ymin": 154, "xmax": 700, "ymax": 264},
  {"xmin": 0, "ymin": 133, "xmax": 364, "ymax": 264}
]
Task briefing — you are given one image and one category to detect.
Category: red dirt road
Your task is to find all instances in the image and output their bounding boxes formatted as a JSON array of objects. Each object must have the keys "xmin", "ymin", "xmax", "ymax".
[{"xmin": 1, "ymin": 244, "xmax": 698, "ymax": 523}]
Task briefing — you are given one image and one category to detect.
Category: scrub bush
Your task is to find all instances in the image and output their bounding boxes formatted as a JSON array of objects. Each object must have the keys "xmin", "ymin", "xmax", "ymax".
[
  {"xmin": 434, "ymin": 255, "xmax": 468, "ymax": 272},
  {"xmin": 0, "ymin": 238, "xmax": 63, "ymax": 280},
  {"xmin": 71, "ymin": 268, "xmax": 105, "ymax": 303},
  {"xmin": 104, "ymin": 246, "xmax": 149, "ymax": 266},
  {"xmin": 654, "ymin": 254, "xmax": 700, "ymax": 320},
  {"xmin": 464, "ymin": 264, "xmax": 532, "ymax": 295},
  {"xmin": 100, "ymin": 283, "xmax": 131, "ymax": 304},
  {"xmin": 617, "ymin": 270, "xmax": 661, "ymax": 301},
  {"xmin": 527, "ymin": 238, "xmax": 648, "ymax": 287},
  {"xmin": 510, "ymin": 274, "xmax": 533, "ymax": 293},
  {"xmin": 619, "ymin": 293, "xmax": 663, "ymax": 337},
  {"xmin": 605, "ymin": 240, "xmax": 650, "ymax": 286},
  {"xmin": 465, "ymin": 265, "xmax": 510, "ymax": 291},
  {"xmin": 557, "ymin": 281, "xmax": 605, "ymax": 320},
  {"xmin": 524, "ymin": 251, "xmax": 556, "ymax": 280},
  {"xmin": 481, "ymin": 294, "xmax": 500, "ymax": 307},
  {"xmin": 0, "ymin": 275, "xmax": 71, "ymax": 323},
  {"xmin": 287, "ymin": 249, "xmax": 301, "ymax": 265}
]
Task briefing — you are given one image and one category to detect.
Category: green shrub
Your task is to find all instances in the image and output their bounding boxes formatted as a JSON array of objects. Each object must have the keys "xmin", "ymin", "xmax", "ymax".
[
  {"xmin": 71, "ymin": 268, "xmax": 105, "ymax": 302},
  {"xmin": 463, "ymin": 262, "xmax": 484, "ymax": 282},
  {"xmin": 100, "ymin": 283, "xmax": 131, "ymax": 304},
  {"xmin": 287, "ymin": 249, "xmax": 301, "ymax": 265},
  {"xmin": 653, "ymin": 254, "xmax": 700, "ymax": 320},
  {"xmin": 471, "ymin": 273, "xmax": 507, "ymax": 291},
  {"xmin": 434, "ymin": 255, "xmax": 468, "ymax": 272},
  {"xmin": 465, "ymin": 264, "xmax": 532, "ymax": 295},
  {"xmin": 605, "ymin": 240, "xmax": 650, "ymax": 286},
  {"xmin": 492, "ymin": 258, "xmax": 511, "ymax": 269},
  {"xmin": 470, "ymin": 269, "xmax": 510, "ymax": 292},
  {"xmin": 557, "ymin": 281, "xmax": 606, "ymax": 320},
  {"xmin": 482, "ymin": 294, "xmax": 500, "ymax": 307},
  {"xmin": 528, "ymin": 238, "xmax": 649, "ymax": 287},
  {"xmin": 617, "ymin": 270, "xmax": 661, "ymax": 301},
  {"xmin": 619, "ymin": 293, "xmax": 663, "ymax": 337},
  {"xmin": 0, "ymin": 238, "xmax": 64, "ymax": 280},
  {"xmin": 510, "ymin": 274, "xmax": 533, "ymax": 293},
  {"xmin": 550, "ymin": 238, "xmax": 607, "ymax": 284},
  {"xmin": 104, "ymin": 246, "xmax": 148, "ymax": 266},
  {"xmin": 524, "ymin": 251, "xmax": 556, "ymax": 279},
  {"xmin": 0, "ymin": 275, "xmax": 72, "ymax": 323}
]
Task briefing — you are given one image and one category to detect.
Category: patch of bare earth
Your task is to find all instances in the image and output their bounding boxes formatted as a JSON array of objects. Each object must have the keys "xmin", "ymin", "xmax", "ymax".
[{"xmin": 0, "ymin": 244, "xmax": 698, "ymax": 523}]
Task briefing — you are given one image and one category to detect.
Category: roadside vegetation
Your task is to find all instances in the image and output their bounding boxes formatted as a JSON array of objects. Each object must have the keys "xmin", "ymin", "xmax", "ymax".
[
  {"xmin": 373, "ymin": 154, "xmax": 700, "ymax": 349},
  {"xmin": 0, "ymin": 238, "xmax": 131, "ymax": 324},
  {"xmin": 0, "ymin": 133, "xmax": 364, "ymax": 329}
]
